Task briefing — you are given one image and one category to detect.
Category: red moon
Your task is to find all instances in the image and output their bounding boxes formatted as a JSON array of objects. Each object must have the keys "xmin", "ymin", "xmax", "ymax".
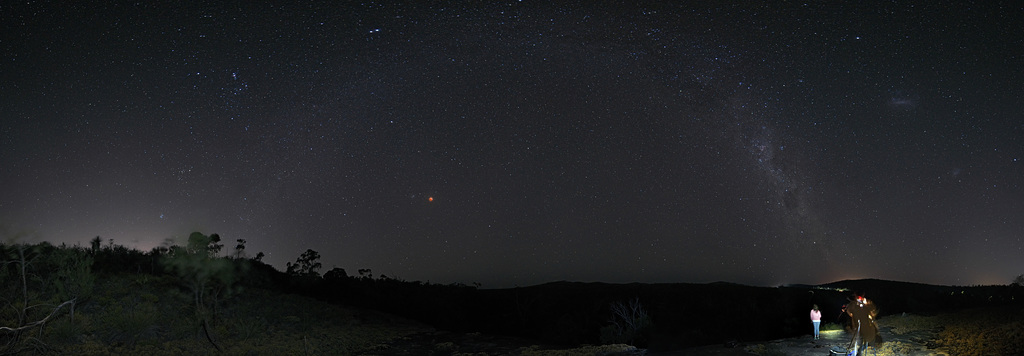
[{"xmin": 428, "ymin": 196, "xmax": 434, "ymax": 202}]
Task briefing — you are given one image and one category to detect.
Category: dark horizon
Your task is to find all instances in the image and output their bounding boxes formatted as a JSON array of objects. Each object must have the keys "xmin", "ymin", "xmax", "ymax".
[
  {"xmin": 5, "ymin": 237, "xmax": 1017, "ymax": 291},
  {"xmin": 3, "ymin": 1, "xmax": 1022, "ymax": 289}
]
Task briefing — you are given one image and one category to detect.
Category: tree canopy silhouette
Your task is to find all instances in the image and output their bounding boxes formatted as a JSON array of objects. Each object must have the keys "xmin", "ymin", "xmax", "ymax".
[{"xmin": 286, "ymin": 249, "xmax": 322, "ymax": 278}]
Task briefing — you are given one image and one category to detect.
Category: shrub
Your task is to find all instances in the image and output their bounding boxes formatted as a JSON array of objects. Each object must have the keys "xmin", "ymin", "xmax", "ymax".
[
  {"xmin": 434, "ymin": 341, "xmax": 458, "ymax": 353},
  {"xmin": 600, "ymin": 297, "xmax": 652, "ymax": 346},
  {"xmin": 877, "ymin": 313, "xmax": 941, "ymax": 335},
  {"xmin": 931, "ymin": 306, "xmax": 1024, "ymax": 356},
  {"xmin": 745, "ymin": 343, "xmax": 786, "ymax": 356},
  {"xmin": 876, "ymin": 340, "xmax": 916, "ymax": 355},
  {"xmin": 821, "ymin": 322, "xmax": 845, "ymax": 331},
  {"xmin": 43, "ymin": 317, "xmax": 87, "ymax": 346},
  {"xmin": 230, "ymin": 316, "xmax": 267, "ymax": 340},
  {"xmin": 519, "ymin": 344, "xmax": 641, "ymax": 356},
  {"xmin": 99, "ymin": 299, "xmax": 160, "ymax": 346}
]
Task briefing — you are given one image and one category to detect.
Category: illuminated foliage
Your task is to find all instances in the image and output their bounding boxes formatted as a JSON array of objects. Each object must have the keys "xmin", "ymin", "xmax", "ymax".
[{"xmin": 161, "ymin": 232, "xmax": 244, "ymax": 350}]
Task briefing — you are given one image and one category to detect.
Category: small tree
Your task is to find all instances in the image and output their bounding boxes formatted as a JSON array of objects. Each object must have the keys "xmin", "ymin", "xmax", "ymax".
[
  {"xmin": 1012, "ymin": 274, "xmax": 1024, "ymax": 287},
  {"xmin": 233, "ymin": 239, "xmax": 246, "ymax": 260}
]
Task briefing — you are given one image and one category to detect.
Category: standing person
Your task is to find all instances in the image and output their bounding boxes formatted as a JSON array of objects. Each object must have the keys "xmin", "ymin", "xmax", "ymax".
[
  {"xmin": 846, "ymin": 294, "xmax": 879, "ymax": 352},
  {"xmin": 810, "ymin": 304, "xmax": 822, "ymax": 339}
]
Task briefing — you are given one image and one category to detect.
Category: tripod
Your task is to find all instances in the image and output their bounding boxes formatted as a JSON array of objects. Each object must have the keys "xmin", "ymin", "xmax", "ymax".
[{"xmin": 847, "ymin": 319, "xmax": 875, "ymax": 356}]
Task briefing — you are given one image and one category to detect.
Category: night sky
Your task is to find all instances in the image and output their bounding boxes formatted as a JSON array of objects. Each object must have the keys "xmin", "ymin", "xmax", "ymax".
[{"xmin": 2, "ymin": 1, "xmax": 1022, "ymax": 288}]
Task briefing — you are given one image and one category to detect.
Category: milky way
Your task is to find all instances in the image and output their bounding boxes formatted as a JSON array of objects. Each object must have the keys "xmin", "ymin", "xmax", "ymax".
[{"xmin": 2, "ymin": 1, "xmax": 1022, "ymax": 288}]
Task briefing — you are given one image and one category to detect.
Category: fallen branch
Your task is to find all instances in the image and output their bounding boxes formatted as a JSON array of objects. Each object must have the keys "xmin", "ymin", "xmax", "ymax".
[{"xmin": 0, "ymin": 299, "xmax": 76, "ymax": 334}]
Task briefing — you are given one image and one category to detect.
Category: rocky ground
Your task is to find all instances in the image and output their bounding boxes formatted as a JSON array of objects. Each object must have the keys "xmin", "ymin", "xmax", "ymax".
[
  {"xmin": 656, "ymin": 325, "xmax": 947, "ymax": 356},
  {"xmin": 374, "ymin": 324, "xmax": 944, "ymax": 356},
  {"xmin": 373, "ymin": 305, "xmax": 1024, "ymax": 355}
]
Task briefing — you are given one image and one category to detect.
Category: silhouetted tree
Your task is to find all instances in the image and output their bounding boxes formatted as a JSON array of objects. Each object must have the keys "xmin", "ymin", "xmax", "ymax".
[
  {"xmin": 207, "ymin": 233, "xmax": 224, "ymax": 256},
  {"xmin": 324, "ymin": 267, "xmax": 348, "ymax": 281},
  {"xmin": 286, "ymin": 249, "xmax": 322, "ymax": 277},
  {"xmin": 233, "ymin": 239, "xmax": 246, "ymax": 259},
  {"xmin": 320, "ymin": 267, "xmax": 350, "ymax": 297},
  {"xmin": 89, "ymin": 236, "xmax": 102, "ymax": 255},
  {"xmin": 253, "ymin": 251, "xmax": 265, "ymax": 263},
  {"xmin": 1012, "ymin": 274, "xmax": 1024, "ymax": 287}
]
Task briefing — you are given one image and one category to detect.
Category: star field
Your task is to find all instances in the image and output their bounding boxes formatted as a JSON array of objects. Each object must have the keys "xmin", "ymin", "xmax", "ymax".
[{"xmin": 2, "ymin": 1, "xmax": 1022, "ymax": 288}]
